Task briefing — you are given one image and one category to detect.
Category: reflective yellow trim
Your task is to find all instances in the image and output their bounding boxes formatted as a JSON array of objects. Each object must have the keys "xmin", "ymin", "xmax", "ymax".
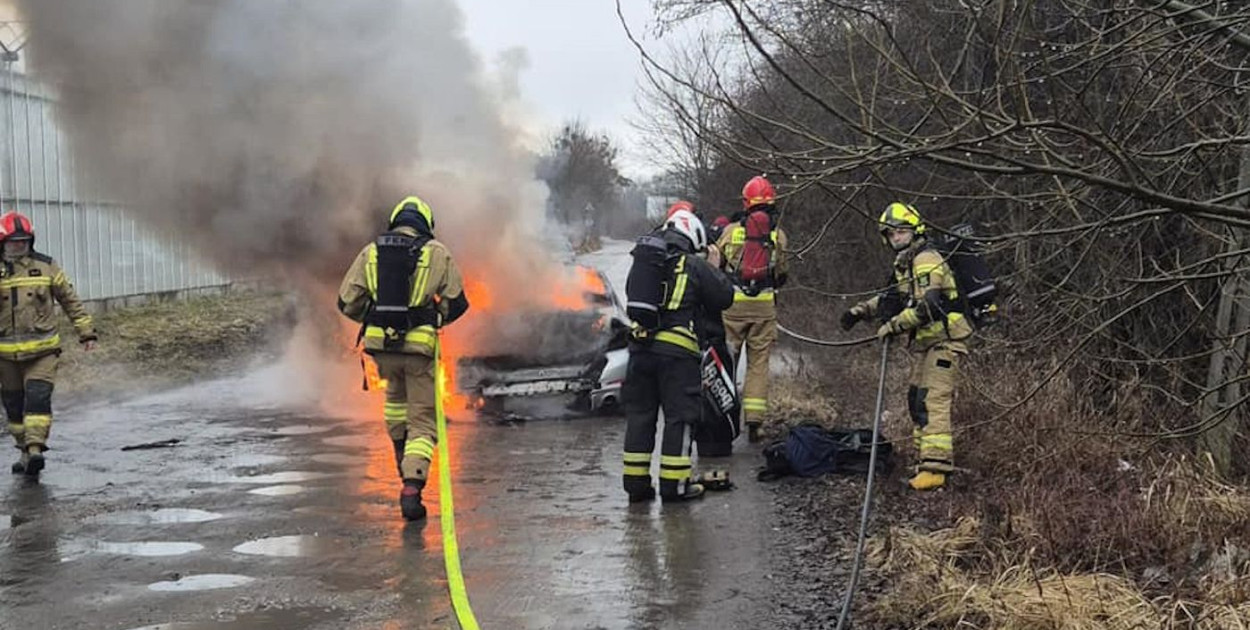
[
  {"xmin": 733, "ymin": 290, "xmax": 775, "ymax": 303},
  {"xmin": 913, "ymin": 263, "xmax": 942, "ymax": 275},
  {"xmin": 365, "ymin": 244, "xmax": 378, "ymax": 293},
  {"xmin": 384, "ymin": 403, "xmax": 407, "ymax": 425},
  {"xmin": 410, "ymin": 248, "xmax": 432, "ymax": 308},
  {"xmin": 919, "ymin": 435, "xmax": 953, "ymax": 451},
  {"xmin": 623, "ymin": 452, "xmax": 652, "ymax": 464},
  {"xmin": 659, "ymin": 469, "xmax": 691, "ymax": 481},
  {"xmin": 659, "ymin": 455, "xmax": 691, "ymax": 467},
  {"xmin": 405, "ymin": 436, "xmax": 436, "ymax": 459},
  {"xmin": 666, "ymin": 257, "xmax": 688, "ymax": 311},
  {"xmin": 6, "ymin": 422, "xmax": 23, "ymax": 436},
  {"xmin": 730, "ymin": 226, "xmax": 745, "ymax": 245},
  {"xmin": 623, "ymin": 465, "xmax": 651, "ymax": 477},
  {"xmin": 654, "ymin": 328, "xmax": 698, "ymax": 353},
  {"xmin": 364, "ymin": 325, "xmax": 436, "ymax": 347},
  {"xmin": 23, "ymin": 414, "xmax": 51, "ymax": 429},
  {"xmin": 0, "ymin": 333, "xmax": 60, "ymax": 354},
  {"xmin": 72, "ymin": 317, "xmax": 93, "ymax": 329},
  {"xmin": 743, "ymin": 397, "xmax": 768, "ymax": 411},
  {"xmin": 0, "ymin": 276, "xmax": 52, "ymax": 289}
]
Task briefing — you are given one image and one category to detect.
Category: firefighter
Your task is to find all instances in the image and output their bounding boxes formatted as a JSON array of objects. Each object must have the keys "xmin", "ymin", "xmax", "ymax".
[
  {"xmin": 623, "ymin": 208, "xmax": 734, "ymax": 503},
  {"xmin": 841, "ymin": 202, "xmax": 972, "ymax": 491},
  {"xmin": 337, "ymin": 196, "xmax": 470, "ymax": 520},
  {"xmin": 0, "ymin": 211, "xmax": 97, "ymax": 477},
  {"xmin": 716, "ymin": 176, "xmax": 789, "ymax": 442}
]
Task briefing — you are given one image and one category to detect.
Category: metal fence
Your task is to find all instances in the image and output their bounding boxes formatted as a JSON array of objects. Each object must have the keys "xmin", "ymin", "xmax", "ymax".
[{"xmin": 0, "ymin": 65, "xmax": 227, "ymax": 301}]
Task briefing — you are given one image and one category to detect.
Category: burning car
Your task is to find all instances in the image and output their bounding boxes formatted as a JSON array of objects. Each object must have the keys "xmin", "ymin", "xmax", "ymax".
[{"xmin": 453, "ymin": 265, "xmax": 629, "ymax": 418}]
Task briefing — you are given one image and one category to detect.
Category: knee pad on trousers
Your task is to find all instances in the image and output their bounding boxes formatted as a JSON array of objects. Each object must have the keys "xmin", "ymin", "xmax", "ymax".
[
  {"xmin": 1, "ymin": 391, "xmax": 23, "ymax": 421},
  {"xmin": 908, "ymin": 386, "xmax": 929, "ymax": 428},
  {"xmin": 24, "ymin": 380, "xmax": 53, "ymax": 414}
]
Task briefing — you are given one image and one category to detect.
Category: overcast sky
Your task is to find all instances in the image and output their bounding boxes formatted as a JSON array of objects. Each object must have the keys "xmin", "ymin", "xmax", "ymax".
[{"xmin": 456, "ymin": 0, "xmax": 662, "ymax": 179}]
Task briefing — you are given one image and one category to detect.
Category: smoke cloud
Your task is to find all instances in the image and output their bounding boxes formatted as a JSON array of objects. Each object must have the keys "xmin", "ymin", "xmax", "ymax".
[{"xmin": 17, "ymin": 0, "xmax": 557, "ymax": 297}]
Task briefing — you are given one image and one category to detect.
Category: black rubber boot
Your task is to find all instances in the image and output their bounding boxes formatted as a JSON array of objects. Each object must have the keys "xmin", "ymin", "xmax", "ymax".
[
  {"xmin": 400, "ymin": 479, "xmax": 427, "ymax": 521},
  {"xmin": 23, "ymin": 446, "xmax": 44, "ymax": 477},
  {"xmin": 11, "ymin": 450, "xmax": 27, "ymax": 474},
  {"xmin": 627, "ymin": 486, "xmax": 656, "ymax": 504},
  {"xmin": 746, "ymin": 422, "xmax": 762, "ymax": 444},
  {"xmin": 391, "ymin": 439, "xmax": 405, "ymax": 478}
]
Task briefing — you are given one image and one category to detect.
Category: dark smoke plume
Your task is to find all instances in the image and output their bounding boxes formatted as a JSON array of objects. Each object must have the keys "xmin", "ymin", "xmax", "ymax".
[{"xmin": 17, "ymin": 0, "xmax": 555, "ymax": 296}]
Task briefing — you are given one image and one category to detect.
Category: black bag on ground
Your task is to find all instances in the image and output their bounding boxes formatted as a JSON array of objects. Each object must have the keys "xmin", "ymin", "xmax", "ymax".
[{"xmin": 757, "ymin": 423, "xmax": 893, "ymax": 481}]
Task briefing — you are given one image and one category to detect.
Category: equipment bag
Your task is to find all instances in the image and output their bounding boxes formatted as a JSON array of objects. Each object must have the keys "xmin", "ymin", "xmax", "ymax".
[
  {"xmin": 757, "ymin": 424, "xmax": 893, "ymax": 481},
  {"xmin": 700, "ymin": 344, "xmax": 740, "ymax": 439},
  {"xmin": 736, "ymin": 210, "xmax": 774, "ymax": 291},
  {"xmin": 365, "ymin": 232, "xmax": 431, "ymax": 349},
  {"xmin": 929, "ymin": 223, "xmax": 1000, "ymax": 327},
  {"xmin": 625, "ymin": 234, "xmax": 673, "ymax": 340}
]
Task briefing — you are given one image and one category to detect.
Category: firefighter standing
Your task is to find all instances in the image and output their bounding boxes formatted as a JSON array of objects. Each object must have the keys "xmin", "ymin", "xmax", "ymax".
[
  {"xmin": 841, "ymin": 203, "xmax": 971, "ymax": 491},
  {"xmin": 623, "ymin": 208, "xmax": 734, "ymax": 503},
  {"xmin": 716, "ymin": 176, "xmax": 789, "ymax": 442},
  {"xmin": 338, "ymin": 196, "xmax": 470, "ymax": 520},
  {"xmin": 0, "ymin": 212, "xmax": 97, "ymax": 477}
]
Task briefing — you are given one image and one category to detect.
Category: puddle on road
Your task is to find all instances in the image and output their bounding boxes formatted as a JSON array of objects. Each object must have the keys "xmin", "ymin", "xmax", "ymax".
[
  {"xmin": 96, "ymin": 541, "xmax": 204, "ymax": 557},
  {"xmin": 310, "ymin": 452, "xmax": 357, "ymax": 466},
  {"xmin": 247, "ymin": 485, "xmax": 305, "ymax": 496},
  {"xmin": 232, "ymin": 535, "xmax": 338, "ymax": 558},
  {"xmin": 147, "ymin": 574, "xmax": 254, "ymax": 592},
  {"xmin": 126, "ymin": 606, "xmax": 342, "ymax": 630},
  {"xmin": 225, "ymin": 453, "xmax": 286, "ymax": 468},
  {"xmin": 228, "ymin": 471, "xmax": 332, "ymax": 484},
  {"xmin": 270, "ymin": 424, "xmax": 335, "ymax": 436},
  {"xmin": 321, "ymin": 434, "xmax": 375, "ymax": 448},
  {"xmin": 91, "ymin": 509, "xmax": 224, "ymax": 525}
]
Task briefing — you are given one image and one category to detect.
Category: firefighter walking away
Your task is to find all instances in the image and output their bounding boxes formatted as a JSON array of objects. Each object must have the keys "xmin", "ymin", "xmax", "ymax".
[
  {"xmin": 0, "ymin": 212, "xmax": 98, "ymax": 477},
  {"xmin": 338, "ymin": 196, "xmax": 470, "ymax": 520},
  {"xmin": 716, "ymin": 176, "xmax": 789, "ymax": 442},
  {"xmin": 841, "ymin": 203, "xmax": 972, "ymax": 491},
  {"xmin": 622, "ymin": 206, "xmax": 734, "ymax": 503}
]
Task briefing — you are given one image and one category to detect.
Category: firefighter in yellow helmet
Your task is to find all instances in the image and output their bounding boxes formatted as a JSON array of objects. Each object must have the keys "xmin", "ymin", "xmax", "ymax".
[
  {"xmin": 716, "ymin": 176, "xmax": 789, "ymax": 442},
  {"xmin": 841, "ymin": 203, "xmax": 971, "ymax": 491},
  {"xmin": 0, "ymin": 211, "xmax": 97, "ymax": 477},
  {"xmin": 337, "ymin": 196, "xmax": 469, "ymax": 520}
]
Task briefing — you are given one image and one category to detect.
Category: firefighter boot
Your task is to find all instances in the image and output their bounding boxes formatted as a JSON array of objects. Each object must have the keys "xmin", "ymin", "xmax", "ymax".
[
  {"xmin": 391, "ymin": 439, "xmax": 405, "ymax": 478},
  {"xmin": 11, "ymin": 449, "xmax": 28, "ymax": 474},
  {"xmin": 23, "ymin": 445, "xmax": 44, "ymax": 477},
  {"xmin": 746, "ymin": 422, "xmax": 762, "ymax": 444},
  {"xmin": 628, "ymin": 486, "xmax": 656, "ymax": 504},
  {"xmin": 909, "ymin": 471, "xmax": 946, "ymax": 491},
  {"xmin": 400, "ymin": 479, "xmax": 427, "ymax": 521}
]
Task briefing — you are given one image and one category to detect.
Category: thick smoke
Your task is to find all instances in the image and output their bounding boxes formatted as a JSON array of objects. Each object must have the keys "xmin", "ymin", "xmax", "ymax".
[{"xmin": 17, "ymin": 0, "xmax": 556, "ymax": 296}]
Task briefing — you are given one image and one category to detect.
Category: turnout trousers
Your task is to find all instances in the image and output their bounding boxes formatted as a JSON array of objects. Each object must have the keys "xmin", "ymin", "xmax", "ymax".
[
  {"xmin": 622, "ymin": 350, "xmax": 700, "ymax": 499},
  {"xmin": 907, "ymin": 344, "xmax": 963, "ymax": 474},
  {"xmin": 2, "ymin": 353, "xmax": 58, "ymax": 452},
  {"xmin": 373, "ymin": 352, "xmax": 437, "ymax": 482}
]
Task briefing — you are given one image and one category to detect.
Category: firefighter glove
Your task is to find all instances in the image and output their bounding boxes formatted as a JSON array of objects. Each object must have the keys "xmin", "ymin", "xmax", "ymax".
[
  {"xmin": 877, "ymin": 318, "xmax": 905, "ymax": 339},
  {"xmin": 840, "ymin": 307, "xmax": 864, "ymax": 331}
]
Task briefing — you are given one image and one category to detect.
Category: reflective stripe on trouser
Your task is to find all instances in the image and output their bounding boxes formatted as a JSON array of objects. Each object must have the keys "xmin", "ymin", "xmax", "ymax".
[
  {"xmin": 907, "ymin": 345, "xmax": 960, "ymax": 474},
  {"xmin": 374, "ymin": 352, "xmax": 437, "ymax": 481},
  {"xmin": 0, "ymin": 354, "xmax": 57, "ymax": 448},
  {"xmin": 723, "ymin": 299, "xmax": 777, "ymax": 422},
  {"xmin": 622, "ymin": 350, "xmax": 700, "ymax": 498}
]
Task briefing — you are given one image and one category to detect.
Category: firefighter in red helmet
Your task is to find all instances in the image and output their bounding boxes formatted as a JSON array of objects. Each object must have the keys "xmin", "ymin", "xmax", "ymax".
[
  {"xmin": 715, "ymin": 176, "xmax": 790, "ymax": 442},
  {"xmin": 0, "ymin": 211, "xmax": 97, "ymax": 477}
]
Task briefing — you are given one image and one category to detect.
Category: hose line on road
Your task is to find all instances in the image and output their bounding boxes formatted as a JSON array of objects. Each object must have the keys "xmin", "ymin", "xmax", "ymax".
[
  {"xmin": 836, "ymin": 337, "xmax": 890, "ymax": 630},
  {"xmin": 434, "ymin": 338, "xmax": 481, "ymax": 630}
]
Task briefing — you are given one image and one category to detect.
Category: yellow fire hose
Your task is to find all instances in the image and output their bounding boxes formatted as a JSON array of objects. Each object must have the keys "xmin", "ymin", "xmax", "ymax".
[{"xmin": 434, "ymin": 337, "xmax": 481, "ymax": 630}]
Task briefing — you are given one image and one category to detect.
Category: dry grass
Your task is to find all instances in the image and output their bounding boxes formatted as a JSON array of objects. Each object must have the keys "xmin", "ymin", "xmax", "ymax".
[
  {"xmin": 57, "ymin": 289, "xmax": 293, "ymax": 398},
  {"xmin": 868, "ymin": 517, "xmax": 1250, "ymax": 629}
]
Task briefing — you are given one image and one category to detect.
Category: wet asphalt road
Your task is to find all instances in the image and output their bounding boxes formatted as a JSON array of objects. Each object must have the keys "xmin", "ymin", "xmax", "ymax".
[{"xmin": 0, "ymin": 368, "xmax": 778, "ymax": 630}]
